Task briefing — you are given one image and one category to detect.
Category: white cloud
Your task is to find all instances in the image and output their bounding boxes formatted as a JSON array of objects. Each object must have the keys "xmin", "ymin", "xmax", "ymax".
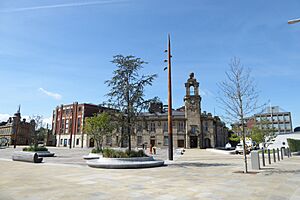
[
  {"xmin": 39, "ymin": 88, "xmax": 62, "ymax": 100},
  {"xmin": 201, "ymin": 88, "xmax": 214, "ymax": 97},
  {"xmin": 0, "ymin": 114, "xmax": 10, "ymax": 122},
  {"xmin": 43, "ymin": 116, "xmax": 53, "ymax": 128},
  {"xmin": 0, "ymin": 0, "xmax": 127, "ymax": 13}
]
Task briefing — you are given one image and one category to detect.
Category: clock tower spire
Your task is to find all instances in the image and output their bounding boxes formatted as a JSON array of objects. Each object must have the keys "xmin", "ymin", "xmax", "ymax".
[{"xmin": 184, "ymin": 72, "xmax": 202, "ymax": 148}]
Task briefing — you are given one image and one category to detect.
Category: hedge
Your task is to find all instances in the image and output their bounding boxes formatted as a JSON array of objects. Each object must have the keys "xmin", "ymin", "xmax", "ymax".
[
  {"xmin": 23, "ymin": 145, "xmax": 48, "ymax": 152},
  {"xmin": 102, "ymin": 148, "xmax": 147, "ymax": 158},
  {"xmin": 287, "ymin": 138, "xmax": 300, "ymax": 152}
]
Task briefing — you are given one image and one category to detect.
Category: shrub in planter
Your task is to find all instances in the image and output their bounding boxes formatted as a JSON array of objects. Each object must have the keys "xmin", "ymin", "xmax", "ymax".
[
  {"xmin": 102, "ymin": 148, "xmax": 147, "ymax": 158},
  {"xmin": 91, "ymin": 148, "xmax": 102, "ymax": 154},
  {"xmin": 23, "ymin": 145, "xmax": 48, "ymax": 152},
  {"xmin": 125, "ymin": 149, "xmax": 147, "ymax": 157},
  {"xmin": 287, "ymin": 138, "xmax": 300, "ymax": 152}
]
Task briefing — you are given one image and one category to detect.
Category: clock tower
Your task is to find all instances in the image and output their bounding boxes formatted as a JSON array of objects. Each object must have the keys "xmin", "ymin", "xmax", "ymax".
[{"xmin": 184, "ymin": 73, "xmax": 202, "ymax": 148}]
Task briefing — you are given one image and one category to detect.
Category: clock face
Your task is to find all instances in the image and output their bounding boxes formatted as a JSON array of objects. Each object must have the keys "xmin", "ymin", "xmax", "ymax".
[{"xmin": 190, "ymin": 99, "xmax": 195, "ymax": 105}]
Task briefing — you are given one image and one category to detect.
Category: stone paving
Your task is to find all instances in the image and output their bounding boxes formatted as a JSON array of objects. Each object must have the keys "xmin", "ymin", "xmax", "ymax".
[{"xmin": 0, "ymin": 146, "xmax": 299, "ymax": 200}]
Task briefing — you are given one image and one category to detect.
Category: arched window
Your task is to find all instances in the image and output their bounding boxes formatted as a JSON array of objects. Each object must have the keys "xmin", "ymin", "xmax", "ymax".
[{"xmin": 190, "ymin": 86, "xmax": 195, "ymax": 95}]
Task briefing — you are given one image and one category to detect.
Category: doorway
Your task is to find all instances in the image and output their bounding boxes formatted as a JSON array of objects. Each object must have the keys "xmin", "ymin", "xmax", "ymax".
[
  {"xmin": 89, "ymin": 138, "xmax": 95, "ymax": 148},
  {"xmin": 150, "ymin": 139, "xmax": 155, "ymax": 147},
  {"xmin": 177, "ymin": 140, "xmax": 184, "ymax": 148},
  {"xmin": 204, "ymin": 138, "xmax": 211, "ymax": 148},
  {"xmin": 190, "ymin": 136, "xmax": 198, "ymax": 148}
]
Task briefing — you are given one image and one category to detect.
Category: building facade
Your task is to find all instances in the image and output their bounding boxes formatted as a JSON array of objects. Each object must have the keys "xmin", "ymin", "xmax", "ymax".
[
  {"xmin": 0, "ymin": 111, "xmax": 35, "ymax": 146},
  {"xmin": 52, "ymin": 103, "xmax": 115, "ymax": 148},
  {"xmin": 52, "ymin": 73, "xmax": 228, "ymax": 149},
  {"xmin": 253, "ymin": 106, "xmax": 292, "ymax": 134},
  {"xmin": 232, "ymin": 106, "xmax": 293, "ymax": 137}
]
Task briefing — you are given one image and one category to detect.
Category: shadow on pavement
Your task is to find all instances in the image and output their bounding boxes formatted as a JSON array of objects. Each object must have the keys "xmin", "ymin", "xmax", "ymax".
[{"xmin": 167, "ymin": 162, "xmax": 233, "ymax": 168}]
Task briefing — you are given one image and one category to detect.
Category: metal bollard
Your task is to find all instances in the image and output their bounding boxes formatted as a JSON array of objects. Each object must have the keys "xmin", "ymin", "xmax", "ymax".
[
  {"xmin": 287, "ymin": 148, "xmax": 290, "ymax": 158},
  {"xmin": 268, "ymin": 149, "xmax": 271, "ymax": 164},
  {"xmin": 281, "ymin": 148, "xmax": 284, "ymax": 160},
  {"xmin": 277, "ymin": 148, "xmax": 280, "ymax": 161},
  {"xmin": 251, "ymin": 151, "xmax": 260, "ymax": 170},
  {"xmin": 273, "ymin": 149, "xmax": 276, "ymax": 162},
  {"xmin": 262, "ymin": 149, "xmax": 265, "ymax": 166}
]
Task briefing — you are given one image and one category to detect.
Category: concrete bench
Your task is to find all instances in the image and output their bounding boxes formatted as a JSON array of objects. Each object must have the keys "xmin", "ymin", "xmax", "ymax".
[
  {"xmin": 36, "ymin": 151, "xmax": 55, "ymax": 157},
  {"xmin": 12, "ymin": 151, "xmax": 43, "ymax": 163}
]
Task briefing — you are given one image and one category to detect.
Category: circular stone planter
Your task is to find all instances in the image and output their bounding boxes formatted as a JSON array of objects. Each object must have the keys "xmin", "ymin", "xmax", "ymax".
[
  {"xmin": 35, "ymin": 151, "xmax": 55, "ymax": 157},
  {"xmin": 87, "ymin": 156, "xmax": 164, "ymax": 169},
  {"xmin": 83, "ymin": 153, "xmax": 102, "ymax": 160}
]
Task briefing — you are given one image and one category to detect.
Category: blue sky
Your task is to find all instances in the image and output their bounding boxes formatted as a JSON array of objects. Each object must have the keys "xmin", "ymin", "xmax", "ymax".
[{"xmin": 0, "ymin": 0, "xmax": 299, "ymax": 128}]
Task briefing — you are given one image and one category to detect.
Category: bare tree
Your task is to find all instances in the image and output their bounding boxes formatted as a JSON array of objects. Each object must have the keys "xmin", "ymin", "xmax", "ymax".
[
  {"xmin": 218, "ymin": 57, "xmax": 260, "ymax": 173},
  {"xmin": 29, "ymin": 115, "xmax": 44, "ymax": 147}
]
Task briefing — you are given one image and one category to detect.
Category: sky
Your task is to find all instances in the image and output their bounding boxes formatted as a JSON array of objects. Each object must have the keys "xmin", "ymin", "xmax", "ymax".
[{"xmin": 0, "ymin": 0, "xmax": 300, "ymax": 128}]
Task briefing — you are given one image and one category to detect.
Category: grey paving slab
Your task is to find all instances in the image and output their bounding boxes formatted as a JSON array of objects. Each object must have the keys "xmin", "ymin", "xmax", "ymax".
[{"xmin": 0, "ymin": 147, "xmax": 299, "ymax": 200}]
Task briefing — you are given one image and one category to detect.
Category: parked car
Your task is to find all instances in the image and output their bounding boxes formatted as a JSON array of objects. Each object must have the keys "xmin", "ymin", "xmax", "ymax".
[{"xmin": 235, "ymin": 144, "xmax": 250, "ymax": 154}]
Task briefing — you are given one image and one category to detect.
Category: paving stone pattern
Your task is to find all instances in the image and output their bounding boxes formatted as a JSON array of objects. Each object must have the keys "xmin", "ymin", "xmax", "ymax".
[{"xmin": 0, "ymin": 147, "xmax": 299, "ymax": 200}]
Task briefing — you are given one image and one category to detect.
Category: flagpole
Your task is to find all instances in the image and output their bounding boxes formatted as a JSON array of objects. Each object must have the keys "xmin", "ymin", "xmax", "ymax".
[{"xmin": 167, "ymin": 34, "xmax": 173, "ymax": 160}]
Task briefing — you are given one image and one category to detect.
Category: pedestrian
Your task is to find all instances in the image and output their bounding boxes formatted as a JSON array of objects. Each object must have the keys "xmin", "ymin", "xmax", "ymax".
[
  {"xmin": 153, "ymin": 145, "xmax": 156, "ymax": 155},
  {"xmin": 150, "ymin": 144, "xmax": 153, "ymax": 154}
]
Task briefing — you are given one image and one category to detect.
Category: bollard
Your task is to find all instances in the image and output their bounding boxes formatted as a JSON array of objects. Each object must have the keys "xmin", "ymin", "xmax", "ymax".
[
  {"xmin": 287, "ymin": 148, "xmax": 290, "ymax": 158},
  {"xmin": 277, "ymin": 148, "xmax": 280, "ymax": 161},
  {"xmin": 261, "ymin": 149, "xmax": 265, "ymax": 166},
  {"xmin": 267, "ymin": 149, "xmax": 271, "ymax": 164},
  {"xmin": 273, "ymin": 149, "xmax": 276, "ymax": 162},
  {"xmin": 280, "ymin": 148, "xmax": 284, "ymax": 160},
  {"xmin": 251, "ymin": 151, "xmax": 260, "ymax": 170}
]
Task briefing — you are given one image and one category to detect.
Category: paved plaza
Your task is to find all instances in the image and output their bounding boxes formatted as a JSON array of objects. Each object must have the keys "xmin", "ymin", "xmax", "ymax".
[{"xmin": 0, "ymin": 147, "xmax": 299, "ymax": 200}]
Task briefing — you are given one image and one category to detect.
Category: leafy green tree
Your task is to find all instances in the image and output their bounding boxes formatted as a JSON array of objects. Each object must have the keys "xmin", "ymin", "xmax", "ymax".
[
  {"xmin": 105, "ymin": 55, "xmax": 157, "ymax": 151},
  {"xmin": 84, "ymin": 113, "xmax": 115, "ymax": 151},
  {"xmin": 249, "ymin": 118, "xmax": 276, "ymax": 145},
  {"xmin": 228, "ymin": 133, "xmax": 240, "ymax": 146},
  {"xmin": 249, "ymin": 127, "xmax": 265, "ymax": 144}
]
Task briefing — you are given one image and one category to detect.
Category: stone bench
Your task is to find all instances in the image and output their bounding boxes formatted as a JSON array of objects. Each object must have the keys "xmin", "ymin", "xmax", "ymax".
[
  {"xmin": 87, "ymin": 156, "xmax": 164, "ymax": 169},
  {"xmin": 36, "ymin": 151, "xmax": 55, "ymax": 157},
  {"xmin": 12, "ymin": 151, "xmax": 43, "ymax": 163}
]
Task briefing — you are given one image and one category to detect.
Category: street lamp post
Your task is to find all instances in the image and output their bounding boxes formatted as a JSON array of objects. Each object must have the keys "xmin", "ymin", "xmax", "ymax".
[
  {"xmin": 288, "ymin": 18, "xmax": 300, "ymax": 24},
  {"xmin": 167, "ymin": 34, "xmax": 173, "ymax": 161}
]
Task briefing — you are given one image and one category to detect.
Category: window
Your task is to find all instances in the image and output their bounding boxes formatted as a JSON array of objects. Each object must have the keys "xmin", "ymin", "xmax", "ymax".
[
  {"xmin": 284, "ymin": 115, "xmax": 290, "ymax": 122},
  {"xmin": 65, "ymin": 119, "xmax": 69, "ymax": 129},
  {"xmin": 278, "ymin": 116, "xmax": 284, "ymax": 121},
  {"xmin": 191, "ymin": 126, "xmax": 196, "ymax": 134},
  {"xmin": 163, "ymin": 122, "xmax": 168, "ymax": 132},
  {"xmin": 205, "ymin": 122, "xmax": 208, "ymax": 131},
  {"xmin": 78, "ymin": 107, "xmax": 82, "ymax": 112},
  {"xmin": 279, "ymin": 124, "xmax": 284, "ymax": 130},
  {"xmin": 137, "ymin": 123, "xmax": 143, "ymax": 132},
  {"xmin": 150, "ymin": 122, "xmax": 156, "ymax": 132},
  {"xmin": 76, "ymin": 139, "xmax": 80, "ymax": 145},
  {"xmin": 61, "ymin": 119, "xmax": 65, "ymax": 129},
  {"xmin": 178, "ymin": 121, "xmax": 185, "ymax": 132},
  {"xmin": 164, "ymin": 136, "xmax": 168, "ymax": 146},
  {"xmin": 137, "ymin": 136, "xmax": 143, "ymax": 145},
  {"xmin": 190, "ymin": 86, "xmax": 195, "ymax": 95},
  {"xmin": 77, "ymin": 118, "xmax": 81, "ymax": 133},
  {"xmin": 106, "ymin": 135, "xmax": 112, "ymax": 145}
]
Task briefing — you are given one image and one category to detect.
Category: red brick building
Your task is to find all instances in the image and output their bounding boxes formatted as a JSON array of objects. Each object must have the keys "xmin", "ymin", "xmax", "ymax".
[{"xmin": 52, "ymin": 102, "xmax": 114, "ymax": 148}]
